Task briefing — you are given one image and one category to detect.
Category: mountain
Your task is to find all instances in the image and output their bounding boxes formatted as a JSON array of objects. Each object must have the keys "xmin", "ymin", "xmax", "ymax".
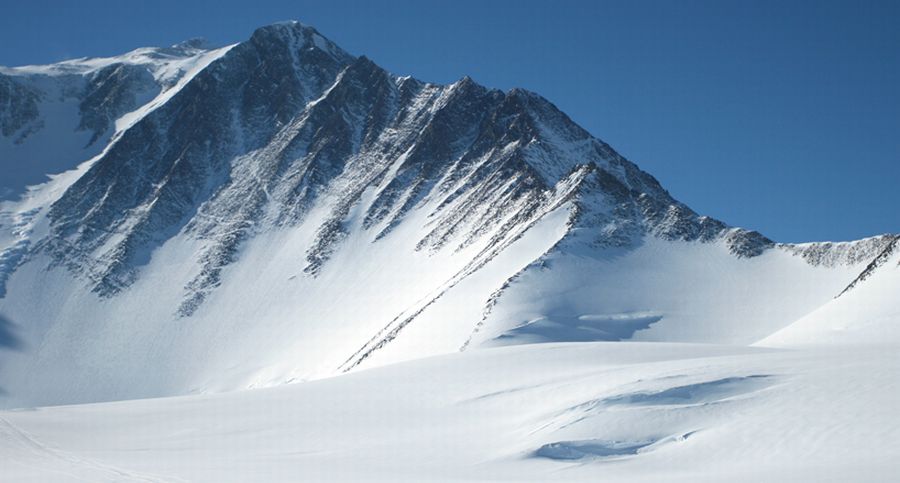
[{"xmin": 0, "ymin": 21, "xmax": 896, "ymax": 411}]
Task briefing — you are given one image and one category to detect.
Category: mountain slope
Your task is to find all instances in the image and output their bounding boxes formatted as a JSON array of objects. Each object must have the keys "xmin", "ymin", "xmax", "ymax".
[
  {"xmin": 0, "ymin": 39, "xmax": 229, "ymax": 200},
  {"xmin": 0, "ymin": 21, "xmax": 895, "ymax": 408},
  {"xmin": 758, "ymin": 235, "xmax": 900, "ymax": 347}
]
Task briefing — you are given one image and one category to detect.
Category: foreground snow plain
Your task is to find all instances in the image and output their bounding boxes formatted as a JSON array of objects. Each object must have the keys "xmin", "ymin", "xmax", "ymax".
[{"xmin": 1, "ymin": 338, "xmax": 897, "ymax": 481}]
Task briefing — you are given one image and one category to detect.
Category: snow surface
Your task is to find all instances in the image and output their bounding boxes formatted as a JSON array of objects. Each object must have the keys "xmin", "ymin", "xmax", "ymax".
[
  {"xmin": 758, "ymin": 246, "xmax": 900, "ymax": 347},
  {"xmin": 466, "ymin": 238, "xmax": 861, "ymax": 348},
  {"xmin": 0, "ymin": 339, "xmax": 896, "ymax": 482}
]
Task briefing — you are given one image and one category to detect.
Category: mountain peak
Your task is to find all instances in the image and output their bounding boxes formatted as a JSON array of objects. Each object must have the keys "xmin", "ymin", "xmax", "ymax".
[
  {"xmin": 170, "ymin": 37, "xmax": 215, "ymax": 51},
  {"xmin": 249, "ymin": 20, "xmax": 351, "ymax": 62},
  {"xmin": 456, "ymin": 74, "xmax": 476, "ymax": 86}
]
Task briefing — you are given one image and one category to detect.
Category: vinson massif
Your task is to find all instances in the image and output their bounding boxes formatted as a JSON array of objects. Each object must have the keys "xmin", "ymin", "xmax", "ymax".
[{"xmin": 0, "ymin": 22, "xmax": 897, "ymax": 482}]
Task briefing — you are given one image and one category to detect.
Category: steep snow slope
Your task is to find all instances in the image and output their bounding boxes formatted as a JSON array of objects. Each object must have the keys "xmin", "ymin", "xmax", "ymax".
[
  {"xmin": 0, "ymin": 21, "xmax": 896, "ymax": 409},
  {"xmin": 0, "ymin": 340, "xmax": 896, "ymax": 482},
  {"xmin": 462, "ymin": 240, "xmax": 860, "ymax": 348},
  {"xmin": 758, "ymin": 236, "xmax": 900, "ymax": 347}
]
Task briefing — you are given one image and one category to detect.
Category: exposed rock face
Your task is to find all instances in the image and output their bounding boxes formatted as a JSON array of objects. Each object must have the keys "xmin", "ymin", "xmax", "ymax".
[
  {"xmin": 0, "ymin": 37, "xmax": 222, "ymax": 202},
  {"xmin": 78, "ymin": 63, "xmax": 159, "ymax": 146},
  {"xmin": 781, "ymin": 234, "xmax": 898, "ymax": 267},
  {"xmin": 34, "ymin": 22, "xmax": 782, "ymax": 316},
  {"xmin": 0, "ymin": 74, "xmax": 42, "ymax": 143}
]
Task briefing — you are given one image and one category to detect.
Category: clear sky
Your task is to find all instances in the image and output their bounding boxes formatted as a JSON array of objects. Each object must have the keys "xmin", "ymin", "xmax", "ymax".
[{"xmin": 2, "ymin": 0, "xmax": 897, "ymax": 242}]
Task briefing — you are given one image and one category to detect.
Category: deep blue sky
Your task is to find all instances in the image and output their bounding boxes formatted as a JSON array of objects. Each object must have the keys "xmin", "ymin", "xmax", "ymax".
[{"xmin": 2, "ymin": 0, "xmax": 897, "ymax": 242}]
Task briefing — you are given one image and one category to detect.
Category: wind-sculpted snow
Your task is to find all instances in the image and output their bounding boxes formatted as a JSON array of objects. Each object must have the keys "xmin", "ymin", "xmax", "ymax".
[
  {"xmin": 2, "ymin": 342, "xmax": 896, "ymax": 481},
  {"xmin": 495, "ymin": 311, "xmax": 664, "ymax": 344},
  {"xmin": 600, "ymin": 375, "xmax": 773, "ymax": 406},
  {"xmin": 535, "ymin": 438, "xmax": 662, "ymax": 460}
]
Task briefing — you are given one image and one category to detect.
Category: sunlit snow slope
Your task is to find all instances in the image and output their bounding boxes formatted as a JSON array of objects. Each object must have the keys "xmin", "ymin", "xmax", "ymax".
[{"xmin": 0, "ymin": 21, "xmax": 896, "ymax": 413}]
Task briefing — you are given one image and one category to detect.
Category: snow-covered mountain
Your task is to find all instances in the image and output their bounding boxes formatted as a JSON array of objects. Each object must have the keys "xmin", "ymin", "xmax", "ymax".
[
  {"xmin": 0, "ymin": 21, "xmax": 896, "ymax": 411},
  {"xmin": 0, "ymin": 38, "xmax": 227, "ymax": 200}
]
